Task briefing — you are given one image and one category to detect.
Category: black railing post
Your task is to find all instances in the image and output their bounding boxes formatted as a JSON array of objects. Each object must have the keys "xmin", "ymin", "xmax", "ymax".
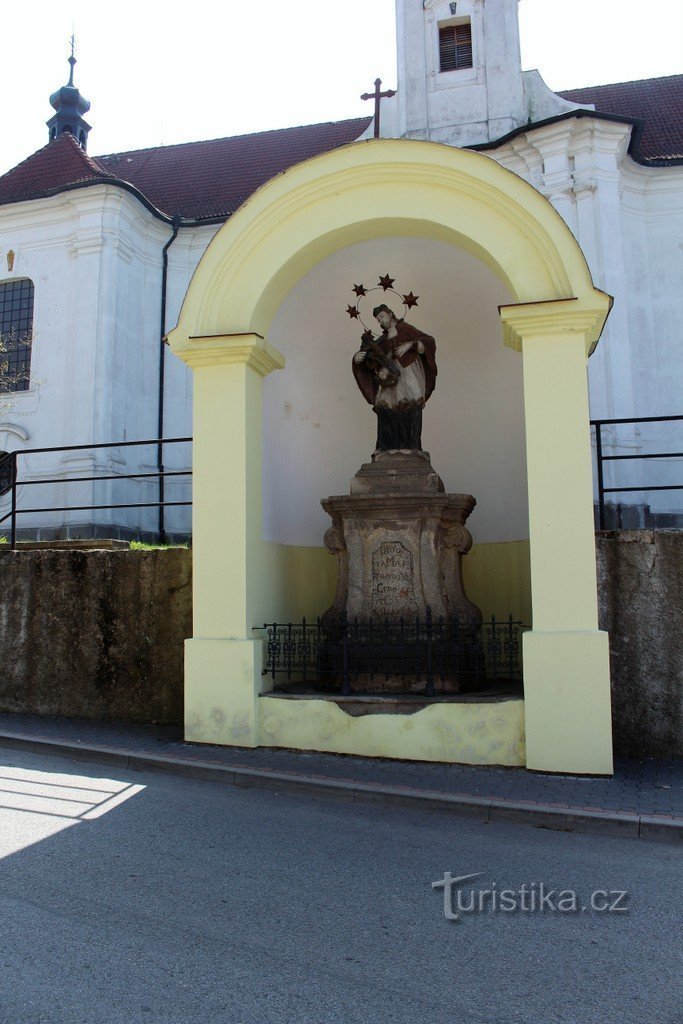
[
  {"xmin": 595, "ymin": 421, "xmax": 606, "ymax": 530},
  {"xmin": 10, "ymin": 452, "xmax": 18, "ymax": 549},
  {"xmin": 301, "ymin": 617, "xmax": 307, "ymax": 684},
  {"xmin": 341, "ymin": 611, "xmax": 350, "ymax": 696},
  {"xmin": 425, "ymin": 606, "xmax": 435, "ymax": 698},
  {"xmin": 285, "ymin": 622, "xmax": 293, "ymax": 680},
  {"xmin": 506, "ymin": 614, "xmax": 515, "ymax": 680},
  {"xmin": 490, "ymin": 613, "xmax": 498, "ymax": 680}
]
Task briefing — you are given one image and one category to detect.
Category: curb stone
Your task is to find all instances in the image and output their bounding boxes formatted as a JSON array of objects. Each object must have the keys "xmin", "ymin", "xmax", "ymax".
[{"xmin": 0, "ymin": 730, "xmax": 680, "ymax": 843}]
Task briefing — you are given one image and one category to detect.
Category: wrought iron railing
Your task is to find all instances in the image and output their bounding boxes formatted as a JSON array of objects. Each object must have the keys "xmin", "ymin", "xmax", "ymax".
[
  {"xmin": 0, "ymin": 437, "xmax": 192, "ymax": 548},
  {"xmin": 591, "ymin": 415, "xmax": 683, "ymax": 530},
  {"xmin": 255, "ymin": 611, "xmax": 525, "ymax": 698}
]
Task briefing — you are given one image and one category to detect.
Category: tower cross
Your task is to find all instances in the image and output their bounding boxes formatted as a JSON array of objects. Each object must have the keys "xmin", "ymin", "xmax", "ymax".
[
  {"xmin": 68, "ymin": 34, "xmax": 76, "ymax": 85},
  {"xmin": 360, "ymin": 78, "xmax": 396, "ymax": 139}
]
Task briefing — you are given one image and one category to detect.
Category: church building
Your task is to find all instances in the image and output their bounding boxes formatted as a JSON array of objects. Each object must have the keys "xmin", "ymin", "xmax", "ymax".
[
  {"xmin": 0, "ymin": 0, "xmax": 681, "ymax": 543},
  {"xmin": 0, "ymin": 0, "xmax": 681, "ymax": 773}
]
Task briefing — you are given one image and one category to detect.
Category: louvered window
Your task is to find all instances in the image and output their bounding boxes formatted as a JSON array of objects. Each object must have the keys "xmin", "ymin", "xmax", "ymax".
[
  {"xmin": 439, "ymin": 22, "xmax": 473, "ymax": 72},
  {"xmin": 0, "ymin": 278, "xmax": 34, "ymax": 393}
]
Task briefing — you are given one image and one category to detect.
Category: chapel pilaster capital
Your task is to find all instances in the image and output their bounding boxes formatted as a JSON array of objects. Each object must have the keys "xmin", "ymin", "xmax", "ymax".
[
  {"xmin": 499, "ymin": 294, "xmax": 613, "ymax": 357},
  {"xmin": 171, "ymin": 331, "xmax": 285, "ymax": 375}
]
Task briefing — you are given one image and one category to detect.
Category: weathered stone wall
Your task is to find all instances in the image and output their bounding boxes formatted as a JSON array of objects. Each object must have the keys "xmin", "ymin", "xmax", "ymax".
[
  {"xmin": 0, "ymin": 549, "xmax": 191, "ymax": 725},
  {"xmin": 0, "ymin": 537, "xmax": 680, "ymax": 757},
  {"xmin": 596, "ymin": 531, "xmax": 683, "ymax": 758}
]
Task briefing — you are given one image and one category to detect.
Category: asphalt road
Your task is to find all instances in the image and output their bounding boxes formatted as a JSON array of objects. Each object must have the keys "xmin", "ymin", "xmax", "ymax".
[{"xmin": 0, "ymin": 748, "xmax": 680, "ymax": 1024}]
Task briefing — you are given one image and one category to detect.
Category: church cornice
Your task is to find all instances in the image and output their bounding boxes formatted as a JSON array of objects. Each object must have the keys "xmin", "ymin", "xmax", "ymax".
[
  {"xmin": 0, "ymin": 175, "xmax": 230, "ymax": 228},
  {"xmin": 470, "ymin": 107, "xmax": 682, "ymax": 169}
]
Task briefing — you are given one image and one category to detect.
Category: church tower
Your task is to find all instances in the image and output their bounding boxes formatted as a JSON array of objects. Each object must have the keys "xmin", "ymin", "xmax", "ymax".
[
  {"xmin": 395, "ymin": 0, "xmax": 526, "ymax": 146},
  {"xmin": 46, "ymin": 40, "xmax": 92, "ymax": 150}
]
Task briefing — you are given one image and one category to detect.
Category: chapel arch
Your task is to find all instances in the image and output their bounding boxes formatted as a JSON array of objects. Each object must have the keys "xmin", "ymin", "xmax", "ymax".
[{"xmin": 168, "ymin": 138, "xmax": 614, "ymax": 776}]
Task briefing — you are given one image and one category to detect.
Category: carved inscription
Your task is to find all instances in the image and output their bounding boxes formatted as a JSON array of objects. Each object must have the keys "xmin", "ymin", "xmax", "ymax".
[{"xmin": 371, "ymin": 541, "xmax": 417, "ymax": 616}]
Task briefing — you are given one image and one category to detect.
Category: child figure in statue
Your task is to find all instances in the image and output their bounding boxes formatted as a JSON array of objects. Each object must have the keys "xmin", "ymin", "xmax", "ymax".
[{"xmin": 352, "ymin": 304, "xmax": 437, "ymax": 452}]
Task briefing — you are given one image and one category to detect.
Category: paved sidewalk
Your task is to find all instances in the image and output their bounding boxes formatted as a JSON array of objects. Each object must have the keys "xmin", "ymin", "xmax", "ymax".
[{"xmin": 0, "ymin": 712, "xmax": 680, "ymax": 841}]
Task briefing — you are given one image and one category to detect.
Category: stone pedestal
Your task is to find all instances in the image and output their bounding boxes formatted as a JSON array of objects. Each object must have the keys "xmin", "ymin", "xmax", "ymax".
[{"xmin": 322, "ymin": 451, "xmax": 481, "ymax": 629}]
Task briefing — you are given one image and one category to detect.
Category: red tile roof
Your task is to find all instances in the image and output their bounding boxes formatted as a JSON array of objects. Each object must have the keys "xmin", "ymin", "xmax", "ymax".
[
  {"xmin": 0, "ymin": 75, "xmax": 680, "ymax": 220},
  {"xmin": 559, "ymin": 75, "xmax": 683, "ymax": 163},
  {"xmin": 0, "ymin": 117, "xmax": 370, "ymax": 220},
  {"xmin": 94, "ymin": 117, "xmax": 372, "ymax": 220},
  {"xmin": 0, "ymin": 132, "xmax": 112, "ymax": 206}
]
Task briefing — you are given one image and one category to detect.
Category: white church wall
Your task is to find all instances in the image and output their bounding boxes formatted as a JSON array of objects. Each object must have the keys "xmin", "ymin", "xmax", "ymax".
[
  {"xmin": 0, "ymin": 187, "xmax": 210, "ymax": 539},
  {"xmin": 490, "ymin": 121, "xmax": 683, "ymax": 521},
  {"xmin": 0, "ymin": 191, "xmax": 100, "ymax": 536},
  {"xmin": 393, "ymin": 0, "xmax": 526, "ymax": 146},
  {"xmin": 263, "ymin": 236, "xmax": 526, "ymax": 550},
  {"xmin": 162, "ymin": 224, "xmax": 219, "ymax": 537}
]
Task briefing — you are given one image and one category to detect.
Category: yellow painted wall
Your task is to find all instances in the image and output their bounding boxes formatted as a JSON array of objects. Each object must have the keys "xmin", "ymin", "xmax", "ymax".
[
  {"xmin": 256, "ymin": 539, "xmax": 531, "ymax": 627},
  {"xmin": 259, "ymin": 695, "xmax": 525, "ymax": 767}
]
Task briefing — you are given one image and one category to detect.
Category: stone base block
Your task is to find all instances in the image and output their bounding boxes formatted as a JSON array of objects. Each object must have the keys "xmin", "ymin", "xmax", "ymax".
[
  {"xmin": 350, "ymin": 449, "xmax": 444, "ymax": 495},
  {"xmin": 322, "ymin": 490, "xmax": 480, "ymax": 625},
  {"xmin": 258, "ymin": 692, "xmax": 526, "ymax": 765},
  {"xmin": 184, "ymin": 637, "xmax": 264, "ymax": 747},
  {"xmin": 522, "ymin": 630, "xmax": 613, "ymax": 775}
]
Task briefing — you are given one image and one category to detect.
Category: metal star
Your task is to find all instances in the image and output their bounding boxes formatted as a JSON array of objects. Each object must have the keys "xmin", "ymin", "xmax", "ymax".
[
  {"xmin": 346, "ymin": 304, "xmax": 360, "ymax": 319},
  {"xmin": 378, "ymin": 274, "xmax": 395, "ymax": 291},
  {"xmin": 352, "ymin": 284, "xmax": 367, "ymax": 297},
  {"xmin": 403, "ymin": 291, "xmax": 419, "ymax": 309}
]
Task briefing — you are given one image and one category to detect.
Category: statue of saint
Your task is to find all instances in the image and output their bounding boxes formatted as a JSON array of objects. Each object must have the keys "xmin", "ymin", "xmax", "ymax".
[{"xmin": 352, "ymin": 304, "xmax": 437, "ymax": 452}]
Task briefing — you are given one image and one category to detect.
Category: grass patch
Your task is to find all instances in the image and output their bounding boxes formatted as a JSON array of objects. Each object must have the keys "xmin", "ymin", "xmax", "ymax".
[{"xmin": 129, "ymin": 540, "xmax": 189, "ymax": 550}]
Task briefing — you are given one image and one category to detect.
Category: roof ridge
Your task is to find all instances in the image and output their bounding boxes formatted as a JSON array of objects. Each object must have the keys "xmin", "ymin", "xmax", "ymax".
[
  {"xmin": 559, "ymin": 73, "xmax": 683, "ymax": 93},
  {"xmin": 0, "ymin": 131, "xmax": 113, "ymax": 183},
  {"xmin": 95, "ymin": 115, "xmax": 372, "ymax": 162}
]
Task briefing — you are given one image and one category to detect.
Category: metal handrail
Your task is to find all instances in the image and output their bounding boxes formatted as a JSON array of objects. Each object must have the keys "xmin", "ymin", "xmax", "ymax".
[
  {"xmin": 0, "ymin": 437, "xmax": 192, "ymax": 548},
  {"xmin": 590, "ymin": 415, "xmax": 683, "ymax": 529}
]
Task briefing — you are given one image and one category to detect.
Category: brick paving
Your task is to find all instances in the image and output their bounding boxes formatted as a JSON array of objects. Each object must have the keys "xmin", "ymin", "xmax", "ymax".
[{"xmin": 0, "ymin": 712, "xmax": 680, "ymax": 835}]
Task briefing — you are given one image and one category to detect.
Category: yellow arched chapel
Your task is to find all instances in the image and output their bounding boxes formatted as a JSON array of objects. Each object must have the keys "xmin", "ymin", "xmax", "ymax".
[{"xmin": 168, "ymin": 138, "xmax": 613, "ymax": 775}]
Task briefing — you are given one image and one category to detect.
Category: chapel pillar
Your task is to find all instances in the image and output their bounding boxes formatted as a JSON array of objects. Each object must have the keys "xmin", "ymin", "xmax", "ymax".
[
  {"xmin": 174, "ymin": 333, "xmax": 285, "ymax": 746},
  {"xmin": 500, "ymin": 298, "xmax": 613, "ymax": 775}
]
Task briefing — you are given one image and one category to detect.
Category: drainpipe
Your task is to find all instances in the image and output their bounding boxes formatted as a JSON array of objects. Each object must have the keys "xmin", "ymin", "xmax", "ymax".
[{"xmin": 157, "ymin": 213, "xmax": 182, "ymax": 543}]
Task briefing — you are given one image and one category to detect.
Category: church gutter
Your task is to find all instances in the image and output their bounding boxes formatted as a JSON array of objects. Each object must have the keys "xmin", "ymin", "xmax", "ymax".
[
  {"xmin": 0, "ymin": 176, "xmax": 231, "ymax": 226},
  {"xmin": 157, "ymin": 214, "xmax": 182, "ymax": 544}
]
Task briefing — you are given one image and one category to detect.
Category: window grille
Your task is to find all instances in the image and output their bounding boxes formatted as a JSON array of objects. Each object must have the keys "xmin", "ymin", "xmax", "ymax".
[
  {"xmin": 0, "ymin": 453, "xmax": 12, "ymax": 496},
  {"xmin": 0, "ymin": 278, "xmax": 34, "ymax": 393},
  {"xmin": 439, "ymin": 22, "xmax": 473, "ymax": 72}
]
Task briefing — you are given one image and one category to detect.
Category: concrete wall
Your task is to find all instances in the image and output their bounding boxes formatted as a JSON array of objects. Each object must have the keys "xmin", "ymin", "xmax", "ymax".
[
  {"xmin": 597, "ymin": 530, "xmax": 683, "ymax": 758},
  {"xmin": 0, "ymin": 536, "xmax": 679, "ymax": 759},
  {"xmin": 0, "ymin": 548, "xmax": 191, "ymax": 725}
]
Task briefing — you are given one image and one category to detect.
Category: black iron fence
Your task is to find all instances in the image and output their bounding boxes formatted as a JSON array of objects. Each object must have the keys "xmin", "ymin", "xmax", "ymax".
[
  {"xmin": 255, "ymin": 611, "xmax": 525, "ymax": 698},
  {"xmin": 591, "ymin": 415, "xmax": 683, "ymax": 530},
  {"xmin": 0, "ymin": 437, "xmax": 192, "ymax": 547},
  {"xmin": 3, "ymin": 415, "xmax": 680, "ymax": 547}
]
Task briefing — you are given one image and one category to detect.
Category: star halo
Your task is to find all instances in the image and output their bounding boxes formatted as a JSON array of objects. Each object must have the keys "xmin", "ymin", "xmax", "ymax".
[{"xmin": 345, "ymin": 275, "xmax": 419, "ymax": 335}]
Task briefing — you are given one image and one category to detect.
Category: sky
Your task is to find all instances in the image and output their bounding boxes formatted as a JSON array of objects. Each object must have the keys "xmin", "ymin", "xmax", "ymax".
[{"xmin": 1, "ymin": 0, "xmax": 681, "ymax": 175}]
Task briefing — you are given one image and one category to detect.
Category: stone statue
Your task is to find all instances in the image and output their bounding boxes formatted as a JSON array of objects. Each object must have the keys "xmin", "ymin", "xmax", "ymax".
[
  {"xmin": 321, "ymin": 284, "xmax": 481, "ymax": 692},
  {"xmin": 352, "ymin": 304, "xmax": 437, "ymax": 452}
]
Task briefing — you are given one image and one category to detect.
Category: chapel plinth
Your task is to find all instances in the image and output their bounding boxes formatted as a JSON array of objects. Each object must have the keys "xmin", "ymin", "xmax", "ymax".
[{"xmin": 321, "ymin": 451, "xmax": 482, "ymax": 691}]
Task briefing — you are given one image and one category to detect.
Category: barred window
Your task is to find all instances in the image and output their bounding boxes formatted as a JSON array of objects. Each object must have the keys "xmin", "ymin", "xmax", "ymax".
[
  {"xmin": 0, "ymin": 452, "xmax": 13, "ymax": 496},
  {"xmin": 439, "ymin": 22, "xmax": 473, "ymax": 72},
  {"xmin": 0, "ymin": 278, "xmax": 34, "ymax": 393}
]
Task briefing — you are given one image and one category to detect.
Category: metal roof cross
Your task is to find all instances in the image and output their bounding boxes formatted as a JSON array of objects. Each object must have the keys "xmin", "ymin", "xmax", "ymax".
[{"xmin": 360, "ymin": 78, "xmax": 397, "ymax": 139}]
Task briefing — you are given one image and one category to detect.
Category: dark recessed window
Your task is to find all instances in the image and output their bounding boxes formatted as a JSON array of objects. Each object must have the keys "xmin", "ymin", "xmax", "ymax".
[
  {"xmin": 0, "ymin": 278, "xmax": 34, "ymax": 393},
  {"xmin": 439, "ymin": 22, "xmax": 473, "ymax": 72},
  {"xmin": 0, "ymin": 452, "xmax": 13, "ymax": 496}
]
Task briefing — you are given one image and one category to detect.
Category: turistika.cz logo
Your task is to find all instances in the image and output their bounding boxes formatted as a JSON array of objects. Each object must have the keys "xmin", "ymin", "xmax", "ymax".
[{"xmin": 432, "ymin": 872, "xmax": 629, "ymax": 922}]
